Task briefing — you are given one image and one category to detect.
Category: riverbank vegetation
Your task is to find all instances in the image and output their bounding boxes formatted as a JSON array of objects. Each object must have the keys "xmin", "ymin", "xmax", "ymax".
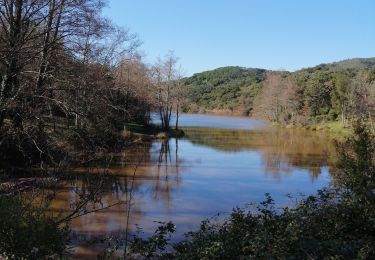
[{"xmin": 183, "ymin": 59, "xmax": 375, "ymax": 132}]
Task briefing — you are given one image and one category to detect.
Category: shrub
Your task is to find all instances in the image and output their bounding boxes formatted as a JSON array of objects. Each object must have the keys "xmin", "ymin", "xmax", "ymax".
[{"xmin": 0, "ymin": 195, "xmax": 69, "ymax": 259}]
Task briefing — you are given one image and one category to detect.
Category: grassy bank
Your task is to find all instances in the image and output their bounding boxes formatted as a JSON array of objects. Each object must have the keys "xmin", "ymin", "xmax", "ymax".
[
  {"xmin": 281, "ymin": 121, "xmax": 353, "ymax": 138},
  {"xmin": 186, "ymin": 109, "xmax": 354, "ymax": 138}
]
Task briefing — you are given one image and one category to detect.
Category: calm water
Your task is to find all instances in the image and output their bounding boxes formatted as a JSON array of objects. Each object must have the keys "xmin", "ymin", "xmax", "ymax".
[{"xmin": 52, "ymin": 114, "xmax": 337, "ymax": 258}]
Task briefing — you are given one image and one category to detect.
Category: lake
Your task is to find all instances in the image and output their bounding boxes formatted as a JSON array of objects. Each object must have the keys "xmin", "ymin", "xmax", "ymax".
[{"xmin": 52, "ymin": 114, "xmax": 337, "ymax": 258}]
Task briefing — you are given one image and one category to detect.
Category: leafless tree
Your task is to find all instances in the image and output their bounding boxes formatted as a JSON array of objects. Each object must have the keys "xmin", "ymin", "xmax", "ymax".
[
  {"xmin": 253, "ymin": 72, "xmax": 300, "ymax": 124},
  {"xmin": 0, "ymin": 0, "xmax": 143, "ymax": 167},
  {"xmin": 114, "ymin": 54, "xmax": 153, "ymax": 130},
  {"xmin": 348, "ymin": 71, "xmax": 375, "ymax": 132},
  {"xmin": 152, "ymin": 51, "xmax": 184, "ymax": 131}
]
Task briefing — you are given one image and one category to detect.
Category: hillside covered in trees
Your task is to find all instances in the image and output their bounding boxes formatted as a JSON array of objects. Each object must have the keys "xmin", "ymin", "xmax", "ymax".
[
  {"xmin": 183, "ymin": 67, "xmax": 266, "ymax": 115},
  {"xmin": 183, "ymin": 58, "xmax": 375, "ymax": 127}
]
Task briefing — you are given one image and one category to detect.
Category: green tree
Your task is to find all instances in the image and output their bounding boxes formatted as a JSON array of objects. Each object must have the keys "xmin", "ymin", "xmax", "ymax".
[
  {"xmin": 332, "ymin": 72, "xmax": 351, "ymax": 124},
  {"xmin": 304, "ymin": 71, "xmax": 333, "ymax": 120}
]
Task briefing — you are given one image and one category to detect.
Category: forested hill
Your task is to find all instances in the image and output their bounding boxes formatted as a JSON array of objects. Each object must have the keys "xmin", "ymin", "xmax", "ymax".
[
  {"xmin": 183, "ymin": 66, "xmax": 266, "ymax": 115},
  {"xmin": 183, "ymin": 58, "xmax": 375, "ymax": 126},
  {"xmin": 301, "ymin": 57, "xmax": 375, "ymax": 72}
]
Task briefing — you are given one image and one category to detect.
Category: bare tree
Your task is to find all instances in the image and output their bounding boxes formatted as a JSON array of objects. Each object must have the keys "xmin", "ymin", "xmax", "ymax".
[
  {"xmin": 253, "ymin": 72, "xmax": 300, "ymax": 124},
  {"xmin": 348, "ymin": 71, "xmax": 375, "ymax": 132},
  {"xmin": 0, "ymin": 0, "xmax": 142, "ymax": 166},
  {"xmin": 113, "ymin": 54, "xmax": 153, "ymax": 130},
  {"xmin": 152, "ymin": 51, "xmax": 182, "ymax": 131}
]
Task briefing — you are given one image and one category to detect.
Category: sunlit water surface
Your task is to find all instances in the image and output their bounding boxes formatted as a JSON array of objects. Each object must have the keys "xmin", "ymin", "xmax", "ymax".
[{"xmin": 52, "ymin": 114, "xmax": 337, "ymax": 258}]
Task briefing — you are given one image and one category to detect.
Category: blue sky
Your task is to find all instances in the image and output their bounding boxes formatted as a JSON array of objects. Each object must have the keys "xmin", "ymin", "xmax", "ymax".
[{"xmin": 104, "ymin": 0, "xmax": 375, "ymax": 75}]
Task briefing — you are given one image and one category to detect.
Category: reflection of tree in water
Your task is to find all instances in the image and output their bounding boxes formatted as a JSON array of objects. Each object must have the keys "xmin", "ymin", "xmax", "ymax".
[
  {"xmin": 260, "ymin": 128, "xmax": 333, "ymax": 181},
  {"xmin": 48, "ymin": 165, "xmax": 145, "ymax": 247},
  {"xmin": 262, "ymin": 153, "xmax": 324, "ymax": 182},
  {"xmin": 122, "ymin": 138, "xmax": 183, "ymax": 256},
  {"xmin": 106, "ymin": 139, "xmax": 183, "ymax": 226},
  {"xmin": 49, "ymin": 140, "xmax": 185, "ymax": 256},
  {"xmin": 153, "ymin": 139, "xmax": 181, "ymax": 209},
  {"xmin": 184, "ymin": 127, "xmax": 336, "ymax": 181}
]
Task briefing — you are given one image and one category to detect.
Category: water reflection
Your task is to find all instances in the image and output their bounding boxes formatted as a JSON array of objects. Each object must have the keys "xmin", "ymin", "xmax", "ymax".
[
  {"xmin": 50, "ymin": 119, "xmax": 337, "ymax": 258},
  {"xmin": 51, "ymin": 140, "xmax": 186, "ymax": 257},
  {"xmin": 184, "ymin": 126, "xmax": 335, "ymax": 181}
]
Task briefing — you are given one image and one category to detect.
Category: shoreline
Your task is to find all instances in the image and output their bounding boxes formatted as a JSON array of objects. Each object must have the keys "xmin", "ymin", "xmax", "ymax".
[
  {"xmin": 184, "ymin": 110, "xmax": 352, "ymax": 137},
  {"xmin": 123, "ymin": 123, "xmax": 185, "ymax": 141}
]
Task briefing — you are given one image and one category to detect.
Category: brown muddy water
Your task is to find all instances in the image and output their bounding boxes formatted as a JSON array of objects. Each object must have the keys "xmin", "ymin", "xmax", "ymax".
[{"xmin": 50, "ymin": 114, "xmax": 337, "ymax": 258}]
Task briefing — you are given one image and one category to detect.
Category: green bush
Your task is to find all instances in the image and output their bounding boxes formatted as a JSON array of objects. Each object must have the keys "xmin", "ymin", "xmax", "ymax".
[{"xmin": 0, "ymin": 195, "xmax": 69, "ymax": 259}]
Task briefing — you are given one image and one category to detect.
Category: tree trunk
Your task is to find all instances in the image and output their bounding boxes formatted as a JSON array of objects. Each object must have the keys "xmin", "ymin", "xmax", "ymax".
[
  {"xmin": 36, "ymin": 0, "xmax": 56, "ymax": 92},
  {"xmin": 175, "ymin": 103, "xmax": 179, "ymax": 131},
  {"xmin": 369, "ymin": 111, "xmax": 374, "ymax": 134}
]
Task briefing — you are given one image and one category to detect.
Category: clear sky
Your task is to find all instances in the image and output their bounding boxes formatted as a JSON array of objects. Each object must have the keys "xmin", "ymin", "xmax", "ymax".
[{"xmin": 103, "ymin": 0, "xmax": 375, "ymax": 76}]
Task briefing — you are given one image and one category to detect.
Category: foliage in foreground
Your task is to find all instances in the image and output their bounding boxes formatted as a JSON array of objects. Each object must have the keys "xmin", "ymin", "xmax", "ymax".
[
  {"xmin": 124, "ymin": 122, "xmax": 375, "ymax": 259},
  {"xmin": 0, "ymin": 195, "xmax": 68, "ymax": 259}
]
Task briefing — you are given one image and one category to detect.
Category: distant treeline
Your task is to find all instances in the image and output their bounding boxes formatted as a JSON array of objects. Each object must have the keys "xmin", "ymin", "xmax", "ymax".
[{"xmin": 183, "ymin": 58, "xmax": 375, "ymax": 127}]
